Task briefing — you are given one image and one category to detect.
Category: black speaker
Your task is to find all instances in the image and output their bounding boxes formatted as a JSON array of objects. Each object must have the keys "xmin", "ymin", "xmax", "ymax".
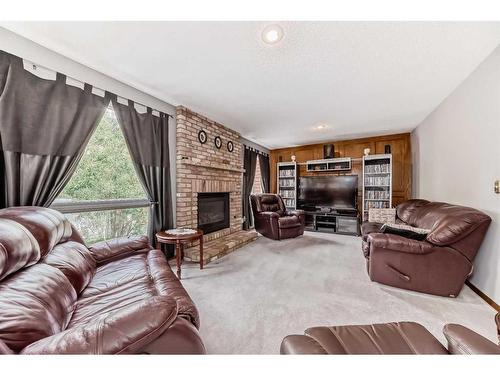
[
  {"xmin": 323, "ymin": 144, "xmax": 335, "ymax": 159},
  {"xmin": 385, "ymin": 145, "xmax": 391, "ymax": 154}
]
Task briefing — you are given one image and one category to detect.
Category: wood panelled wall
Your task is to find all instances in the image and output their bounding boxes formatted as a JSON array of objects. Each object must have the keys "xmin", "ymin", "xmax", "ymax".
[{"xmin": 270, "ymin": 133, "xmax": 412, "ymax": 208}]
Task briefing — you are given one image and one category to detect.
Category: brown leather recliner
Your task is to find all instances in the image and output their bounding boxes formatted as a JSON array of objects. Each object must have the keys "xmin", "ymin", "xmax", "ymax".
[
  {"xmin": 0, "ymin": 206, "xmax": 206, "ymax": 354},
  {"xmin": 250, "ymin": 194, "xmax": 305, "ymax": 240},
  {"xmin": 280, "ymin": 313, "xmax": 500, "ymax": 354},
  {"xmin": 361, "ymin": 199, "xmax": 491, "ymax": 297}
]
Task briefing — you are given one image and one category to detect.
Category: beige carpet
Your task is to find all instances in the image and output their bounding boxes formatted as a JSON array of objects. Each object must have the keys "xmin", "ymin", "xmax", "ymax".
[{"xmin": 179, "ymin": 231, "xmax": 498, "ymax": 354}]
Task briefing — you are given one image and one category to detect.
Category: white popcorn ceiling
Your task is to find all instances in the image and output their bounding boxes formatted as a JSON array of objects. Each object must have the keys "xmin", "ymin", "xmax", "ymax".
[{"xmin": 3, "ymin": 21, "xmax": 500, "ymax": 148}]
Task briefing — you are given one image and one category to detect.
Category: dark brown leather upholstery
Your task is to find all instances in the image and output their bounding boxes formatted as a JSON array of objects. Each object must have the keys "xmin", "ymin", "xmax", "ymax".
[
  {"xmin": 282, "ymin": 322, "xmax": 448, "ymax": 354},
  {"xmin": 281, "ymin": 317, "xmax": 500, "ymax": 355},
  {"xmin": 361, "ymin": 199, "xmax": 491, "ymax": 297},
  {"xmin": 250, "ymin": 194, "xmax": 305, "ymax": 240},
  {"xmin": 443, "ymin": 324, "xmax": 500, "ymax": 354},
  {"xmin": 0, "ymin": 206, "xmax": 205, "ymax": 354},
  {"xmin": 496, "ymin": 313, "xmax": 500, "ymax": 343}
]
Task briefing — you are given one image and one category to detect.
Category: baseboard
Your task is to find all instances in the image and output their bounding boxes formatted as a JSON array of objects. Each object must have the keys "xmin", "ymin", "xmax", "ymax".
[{"xmin": 466, "ymin": 281, "xmax": 500, "ymax": 312}]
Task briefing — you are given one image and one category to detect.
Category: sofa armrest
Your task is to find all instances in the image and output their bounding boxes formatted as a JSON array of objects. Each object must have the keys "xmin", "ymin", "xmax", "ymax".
[
  {"xmin": 496, "ymin": 313, "xmax": 500, "ymax": 343},
  {"xmin": 367, "ymin": 233, "xmax": 434, "ymax": 255},
  {"xmin": 286, "ymin": 210, "xmax": 305, "ymax": 227},
  {"xmin": 443, "ymin": 324, "xmax": 500, "ymax": 354},
  {"xmin": 258, "ymin": 211, "xmax": 280, "ymax": 219},
  {"xmin": 89, "ymin": 235, "xmax": 151, "ymax": 264},
  {"xmin": 21, "ymin": 296, "xmax": 178, "ymax": 354},
  {"xmin": 280, "ymin": 335, "xmax": 328, "ymax": 354},
  {"xmin": 0, "ymin": 338, "xmax": 13, "ymax": 354},
  {"xmin": 287, "ymin": 209, "xmax": 305, "ymax": 217}
]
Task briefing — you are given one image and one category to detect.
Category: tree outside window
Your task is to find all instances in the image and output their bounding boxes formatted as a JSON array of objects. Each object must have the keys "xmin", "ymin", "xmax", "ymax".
[{"xmin": 54, "ymin": 105, "xmax": 148, "ymax": 244}]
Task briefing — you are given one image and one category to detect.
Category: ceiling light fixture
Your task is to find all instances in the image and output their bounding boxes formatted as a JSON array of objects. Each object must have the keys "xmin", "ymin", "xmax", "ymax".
[
  {"xmin": 314, "ymin": 123, "xmax": 329, "ymax": 130},
  {"xmin": 262, "ymin": 24, "xmax": 284, "ymax": 45}
]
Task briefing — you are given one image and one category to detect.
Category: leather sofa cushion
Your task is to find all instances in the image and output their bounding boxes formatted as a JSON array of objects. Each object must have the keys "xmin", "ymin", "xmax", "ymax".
[
  {"xmin": 409, "ymin": 202, "xmax": 492, "ymax": 246},
  {"xmin": 292, "ymin": 322, "xmax": 447, "ymax": 354},
  {"xmin": 0, "ymin": 207, "xmax": 72, "ymax": 258},
  {"xmin": 396, "ymin": 199, "xmax": 430, "ymax": 223},
  {"xmin": 278, "ymin": 216, "xmax": 301, "ymax": 229},
  {"xmin": 41, "ymin": 241, "xmax": 96, "ymax": 294},
  {"xmin": 0, "ymin": 263, "xmax": 77, "ymax": 352},
  {"xmin": 68, "ymin": 250, "xmax": 200, "ymax": 330},
  {"xmin": 0, "ymin": 218, "xmax": 40, "ymax": 281},
  {"xmin": 21, "ymin": 295, "xmax": 179, "ymax": 354}
]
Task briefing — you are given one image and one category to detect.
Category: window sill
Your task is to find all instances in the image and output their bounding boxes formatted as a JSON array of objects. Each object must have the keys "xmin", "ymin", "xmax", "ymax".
[{"xmin": 51, "ymin": 198, "xmax": 150, "ymax": 214}]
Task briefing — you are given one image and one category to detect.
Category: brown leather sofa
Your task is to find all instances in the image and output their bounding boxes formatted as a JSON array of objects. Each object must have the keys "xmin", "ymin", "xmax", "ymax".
[
  {"xmin": 0, "ymin": 206, "xmax": 206, "ymax": 354},
  {"xmin": 281, "ymin": 313, "xmax": 500, "ymax": 354},
  {"xmin": 361, "ymin": 199, "xmax": 491, "ymax": 297},
  {"xmin": 250, "ymin": 194, "xmax": 305, "ymax": 240}
]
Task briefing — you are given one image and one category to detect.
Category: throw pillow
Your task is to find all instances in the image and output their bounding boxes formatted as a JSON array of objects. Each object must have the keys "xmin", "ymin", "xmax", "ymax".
[
  {"xmin": 368, "ymin": 208, "xmax": 396, "ymax": 224},
  {"xmin": 381, "ymin": 222, "xmax": 430, "ymax": 241}
]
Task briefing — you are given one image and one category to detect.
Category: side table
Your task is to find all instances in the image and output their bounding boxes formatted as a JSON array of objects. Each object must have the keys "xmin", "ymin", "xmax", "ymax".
[{"xmin": 156, "ymin": 229, "xmax": 204, "ymax": 279}]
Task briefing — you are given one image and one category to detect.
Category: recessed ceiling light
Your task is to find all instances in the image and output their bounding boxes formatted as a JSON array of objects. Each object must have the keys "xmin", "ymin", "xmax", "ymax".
[
  {"xmin": 314, "ymin": 123, "xmax": 329, "ymax": 130},
  {"xmin": 262, "ymin": 24, "xmax": 284, "ymax": 45}
]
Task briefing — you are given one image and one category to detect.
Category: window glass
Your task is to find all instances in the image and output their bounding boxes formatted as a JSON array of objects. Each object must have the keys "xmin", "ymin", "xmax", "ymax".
[{"xmin": 54, "ymin": 105, "xmax": 148, "ymax": 244}]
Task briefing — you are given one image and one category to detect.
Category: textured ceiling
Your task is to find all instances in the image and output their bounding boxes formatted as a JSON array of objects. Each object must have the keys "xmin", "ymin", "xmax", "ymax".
[{"xmin": 3, "ymin": 22, "xmax": 500, "ymax": 148}]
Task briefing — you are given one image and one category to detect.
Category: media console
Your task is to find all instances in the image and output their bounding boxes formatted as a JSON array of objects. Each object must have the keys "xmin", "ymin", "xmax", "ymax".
[{"xmin": 303, "ymin": 210, "xmax": 359, "ymax": 236}]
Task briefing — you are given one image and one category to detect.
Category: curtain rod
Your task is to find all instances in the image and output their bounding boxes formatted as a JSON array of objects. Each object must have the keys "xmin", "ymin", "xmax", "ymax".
[
  {"xmin": 25, "ymin": 59, "xmax": 173, "ymax": 119},
  {"xmin": 244, "ymin": 145, "xmax": 269, "ymax": 156}
]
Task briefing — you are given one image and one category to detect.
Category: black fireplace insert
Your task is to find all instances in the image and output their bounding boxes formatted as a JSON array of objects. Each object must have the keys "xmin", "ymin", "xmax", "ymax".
[{"xmin": 197, "ymin": 192, "xmax": 230, "ymax": 234}]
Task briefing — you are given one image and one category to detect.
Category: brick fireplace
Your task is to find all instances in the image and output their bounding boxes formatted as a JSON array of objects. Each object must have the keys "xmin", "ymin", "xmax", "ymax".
[{"xmin": 176, "ymin": 106, "xmax": 257, "ymax": 263}]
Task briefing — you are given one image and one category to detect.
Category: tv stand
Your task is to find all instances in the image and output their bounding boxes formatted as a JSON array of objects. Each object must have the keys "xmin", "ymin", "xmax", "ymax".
[{"xmin": 303, "ymin": 210, "xmax": 359, "ymax": 236}]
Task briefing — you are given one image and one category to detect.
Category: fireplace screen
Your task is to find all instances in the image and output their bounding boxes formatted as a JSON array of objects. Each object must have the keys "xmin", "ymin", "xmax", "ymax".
[{"xmin": 197, "ymin": 192, "xmax": 230, "ymax": 234}]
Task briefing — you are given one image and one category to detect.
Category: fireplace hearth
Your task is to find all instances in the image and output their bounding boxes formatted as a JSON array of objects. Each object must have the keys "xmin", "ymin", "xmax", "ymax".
[{"xmin": 197, "ymin": 192, "xmax": 230, "ymax": 234}]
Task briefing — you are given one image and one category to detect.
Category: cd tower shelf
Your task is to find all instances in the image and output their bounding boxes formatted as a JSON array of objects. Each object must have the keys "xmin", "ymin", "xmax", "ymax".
[
  {"xmin": 277, "ymin": 162, "xmax": 298, "ymax": 210},
  {"xmin": 362, "ymin": 154, "xmax": 392, "ymax": 221}
]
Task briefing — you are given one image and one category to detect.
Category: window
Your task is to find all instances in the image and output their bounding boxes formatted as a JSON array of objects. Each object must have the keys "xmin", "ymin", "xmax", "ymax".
[
  {"xmin": 52, "ymin": 105, "xmax": 149, "ymax": 244},
  {"xmin": 251, "ymin": 155, "xmax": 263, "ymax": 194}
]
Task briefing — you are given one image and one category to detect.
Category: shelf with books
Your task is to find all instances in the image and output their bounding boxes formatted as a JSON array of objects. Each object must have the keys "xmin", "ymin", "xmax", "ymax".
[
  {"xmin": 277, "ymin": 162, "xmax": 298, "ymax": 210},
  {"xmin": 362, "ymin": 154, "xmax": 392, "ymax": 221}
]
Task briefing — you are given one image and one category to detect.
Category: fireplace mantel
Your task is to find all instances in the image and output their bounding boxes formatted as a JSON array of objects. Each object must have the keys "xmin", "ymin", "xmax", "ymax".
[{"xmin": 181, "ymin": 159, "xmax": 245, "ymax": 173}]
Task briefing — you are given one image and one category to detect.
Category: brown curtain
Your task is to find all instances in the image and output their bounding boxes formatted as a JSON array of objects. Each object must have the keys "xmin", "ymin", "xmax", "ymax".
[
  {"xmin": 111, "ymin": 97, "xmax": 173, "ymax": 253},
  {"xmin": 259, "ymin": 154, "xmax": 270, "ymax": 193},
  {"xmin": 242, "ymin": 147, "xmax": 258, "ymax": 230},
  {"xmin": 0, "ymin": 51, "xmax": 110, "ymax": 208}
]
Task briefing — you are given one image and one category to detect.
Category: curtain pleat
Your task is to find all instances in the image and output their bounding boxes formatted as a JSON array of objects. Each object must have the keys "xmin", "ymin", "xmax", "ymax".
[
  {"xmin": 111, "ymin": 97, "xmax": 173, "ymax": 255},
  {"xmin": 242, "ymin": 147, "xmax": 258, "ymax": 230},
  {"xmin": 259, "ymin": 154, "xmax": 270, "ymax": 193},
  {"xmin": 0, "ymin": 50, "xmax": 109, "ymax": 208}
]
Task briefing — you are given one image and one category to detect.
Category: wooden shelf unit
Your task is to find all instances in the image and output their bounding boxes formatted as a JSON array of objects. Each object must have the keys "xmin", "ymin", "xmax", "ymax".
[
  {"xmin": 269, "ymin": 133, "xmax": 412, "ymax": 209},
  {"xmin": 362, "ymin": 154, "xmax": 392, "ymax": 221},
  {"xmin": 277, "ymin": 162, "xmax": 298, "ymax": 210},
  {"xmin": 306, "ymin": 157, "xmax": 352, "ymax": 172}
]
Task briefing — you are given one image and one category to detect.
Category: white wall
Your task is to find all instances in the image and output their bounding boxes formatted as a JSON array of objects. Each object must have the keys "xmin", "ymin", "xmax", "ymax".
[
  {"xmin": 412, "ymin": 45, "xmax": 500, "ymax": 304},
  {"xmin": 0, "ymin": 27, "xmax": 178, "ymax": 222}
]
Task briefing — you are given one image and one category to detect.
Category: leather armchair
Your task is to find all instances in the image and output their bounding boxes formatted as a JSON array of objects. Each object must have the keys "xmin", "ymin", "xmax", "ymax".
[
  {"xmin": 250, "ymin": 194, "xmax": 305, "ymax": 240},
  {"xmin": 361, "ymin": 199, "xmax": 492, "ymax": 297},
  {"xmin": 281, "ymin": 314, "xmax": 500, "ymax": 354},
  {"xmin": 0, "ymin": 206, "xmax": 205, "ymax": 354}
]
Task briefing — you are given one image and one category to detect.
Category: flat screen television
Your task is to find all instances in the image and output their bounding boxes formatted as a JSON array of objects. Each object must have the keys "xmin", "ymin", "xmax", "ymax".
[{"xmin": 298, "ymin": 175, "xmax": 358, "ymax": 211}]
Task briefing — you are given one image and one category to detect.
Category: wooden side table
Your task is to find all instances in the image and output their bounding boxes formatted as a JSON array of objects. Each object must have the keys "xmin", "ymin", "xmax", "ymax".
[{"xmin": 156, "ymin": 229, "xmax": 204, "ymax": 279}]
